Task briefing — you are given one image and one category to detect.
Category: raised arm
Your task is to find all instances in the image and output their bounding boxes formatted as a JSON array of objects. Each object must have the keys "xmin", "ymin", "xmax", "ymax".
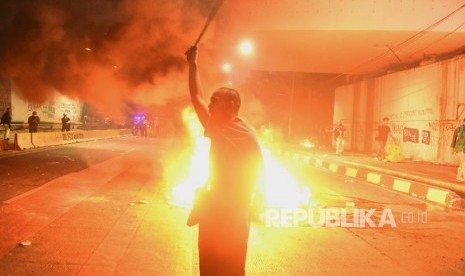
[{"xmin": 185, "ymin": 46, "xmax": 210, "ymax": 128}]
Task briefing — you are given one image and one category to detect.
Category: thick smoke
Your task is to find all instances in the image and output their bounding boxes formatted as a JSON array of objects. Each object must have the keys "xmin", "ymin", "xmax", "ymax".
[{"xmin": 0, "ymin": 0, "xmax": 218, "ymax": 118}]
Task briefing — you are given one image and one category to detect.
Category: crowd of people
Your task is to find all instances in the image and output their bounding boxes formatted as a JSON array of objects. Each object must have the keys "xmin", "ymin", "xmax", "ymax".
[
  {"xmin": 132, "ymin": 116, "xmax": 160, "ymax": 137},
  {"xmin": 330, "ymin": 116, "xmax": 465, "ymax": 184},
  {"xmin": 0, "ymin": 106, "xmax": 165, "ymax": 140},
  {"xmin": 0, "ymin": 108, "xmax": 73, "ymax": 138}
]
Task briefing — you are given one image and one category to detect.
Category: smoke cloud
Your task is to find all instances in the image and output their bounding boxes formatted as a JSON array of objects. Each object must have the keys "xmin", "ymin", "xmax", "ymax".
[{"xmin": 0, "ymin": 0, "xmax": 219, "ymax": 118}]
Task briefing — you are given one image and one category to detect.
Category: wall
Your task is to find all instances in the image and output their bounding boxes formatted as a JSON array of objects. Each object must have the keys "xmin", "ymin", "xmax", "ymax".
[
  {"xmin": 11, "ymin": 81, "xmax": 83, "ymax": 124},
  {"xmin": 241, "ymin": 71, "xmax": 335, "ymax": 144},
  {"xmin": 0, "ymin": 77, "xmax": 11, "ymax": 113},
  {"xmin": 333, "ymin": 84, "xmax": 354, "ymax": 149},
  {"xmin": 334, "ymin": 54, "xmax": 465, "ymax": 164}
]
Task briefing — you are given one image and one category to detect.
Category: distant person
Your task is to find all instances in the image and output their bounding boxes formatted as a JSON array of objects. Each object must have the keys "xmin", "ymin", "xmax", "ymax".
[
  {"xmin": 141, "ymin": 118, "xmax": 148, "ymax": 137},
  {"xmin": 1, "ymin": 107, "xmax": 12, "ymax": 140},
  {"xmin": 153, "ymin": 116, "xmax": 160, "ymax": 137},
  {"xmin": 133, "ymin": 116, "xmax": 141, "ymax": 136},
  {"xmin": 333, "ymin": 120, "xmax": 345, "ymax": 154},
  {"xmin": 61, "ymin": 114, "xmax": 71, "ymax": 132},
  {"xmin": 83, "ymin": 115, "xmax": 88, "ymax": 130},
  {"xmin": 451, "ymin": 118, "xmax": 465, "ymax": 181},
  {"xmin": 374, "ymin": 117, "xmax": 396, "ymax": 161},
  {"xmin": 186, "ymin": 46, "xmax": 264, "ymax": 276},
  {"xmin": 28, "ymin": 111, "xmax": 40, "ymax": 133}
]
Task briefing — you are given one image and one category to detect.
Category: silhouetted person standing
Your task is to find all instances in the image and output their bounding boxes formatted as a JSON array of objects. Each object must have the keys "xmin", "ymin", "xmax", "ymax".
[
  {"xmin": 186, "ymin": 46, "xmax": 263, "ymax": 276},
  {"xmin": 451, "ymin": 118, "xmax": 465, "ymax": 181},
  {"xmin": 375, "ymin": 117, "xmax": 396, "ymax": 161},
  {"xmin": 333, "ymin": 120, "xmax": 345, "ymax": 155},
  {"xmin": 61, "ymin": 114, "xmax": 70, "ymax": 131},
  {"xmin": 1, "ymin": 107, "xmax": 12, "ymax": 140},
  {"xmin": 28, "ymin": 111, "xmax": 40, "ymax": 133}
]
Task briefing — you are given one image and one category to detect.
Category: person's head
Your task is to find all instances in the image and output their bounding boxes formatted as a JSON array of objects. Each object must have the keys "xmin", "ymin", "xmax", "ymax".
[
  {"xmin": 337, "ymin": 119, "xmax": 342, "ymax": 125},
  {"xmin": 6, "ymin": 107, "xmax": 11, "ymax": 112},
  {"xmin": 32, "ymin": 111, "xmax": 37, "ymax": 116},
  {"xmin": 382, "ymin": 117, "xmax": 389, "ymax": 125},
  {"xmin": 63, "ymin": 113, "xmax": 67, "ymax": 117},
  {"xmin": 208, "ymin": 87, "xmax": 241, "ymax": 124}
]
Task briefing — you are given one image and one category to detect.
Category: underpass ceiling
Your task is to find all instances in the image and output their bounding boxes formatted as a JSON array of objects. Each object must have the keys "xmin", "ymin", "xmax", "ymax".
[{"xmin": 214, "ymin": 0, "xmax": 465, "ymax": 75}]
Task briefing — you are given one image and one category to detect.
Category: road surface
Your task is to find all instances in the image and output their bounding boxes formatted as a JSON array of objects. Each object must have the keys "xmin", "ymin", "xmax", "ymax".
[{"xmin": 0, "ymin": 136, "xmax": 464, "ymax": 275}]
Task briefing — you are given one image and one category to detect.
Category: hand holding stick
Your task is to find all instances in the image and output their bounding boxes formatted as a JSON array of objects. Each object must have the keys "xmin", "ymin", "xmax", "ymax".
[
  {"xmin": 193, "ymin": 0, "xmax": 226, "ymax": 47},
  {"xmin": 185, "ymin": 0, "xmax": 225, "ymax": 60}
]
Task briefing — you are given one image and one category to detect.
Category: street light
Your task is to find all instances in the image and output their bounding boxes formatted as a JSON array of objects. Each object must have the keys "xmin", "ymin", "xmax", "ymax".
[
  {"xmin": 221, "ymin": 63, "xmax": 233, "ymax": 86},
  {"xmin": 222, "ymin": 63, "xmax": 232, "ymax": 72},
  {"xmin": 238, "ymin": 40, "xmax": 253, "ymax": 56}
]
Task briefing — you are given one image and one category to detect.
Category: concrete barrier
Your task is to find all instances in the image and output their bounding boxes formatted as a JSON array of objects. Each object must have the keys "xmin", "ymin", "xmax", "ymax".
[
  {"xmin": 33, "ymin": 132, "xmax": 68, "ymax": 148},
  {"xmin": 15, "ymin": 129, "xmax": 131, "ymax": 150},
  {"xmin": 14, "ymin": 133, "xmax": 34, "ymax": 150},
  {"xmin": 59, "ymin": 131, "xmax": 87, "ymax": 144}
]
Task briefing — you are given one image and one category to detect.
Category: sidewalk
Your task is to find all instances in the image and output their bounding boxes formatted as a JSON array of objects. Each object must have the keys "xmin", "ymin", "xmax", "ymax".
[
  {"xmin": 279, "ymin": 146, "xmax": 465, "ymax": 209},
  {"xmin": 319, "ymin": 152, "xmax": 461, "ymax": 184},
  {"xmin": 0, "ymin": 145, "xmax": 195, "ymax": 275}
]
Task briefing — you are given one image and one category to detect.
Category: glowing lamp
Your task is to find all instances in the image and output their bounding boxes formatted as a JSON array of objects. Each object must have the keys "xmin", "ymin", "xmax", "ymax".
[
  {"xmin": 238, "ymin": 40, "xmax": 253, "ymax": 56},
  {"xmin": 222, "ymin": 63, "xmax": 232, "ymax": 72}
]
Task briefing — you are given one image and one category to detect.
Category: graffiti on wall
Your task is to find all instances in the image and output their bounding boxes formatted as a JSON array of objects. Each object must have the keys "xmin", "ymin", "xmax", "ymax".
[
  {"xmin": 389, "ymin": 108, "xmax": 433, "ymax": 121},
  {"xmin": 28, "ymin": 103, "xmax": 56, "ymax": 120},
  {"xmin": 400, "ymin": 121, "xmax": 454, "ymax": 146},
  {"xmin": 428, "ymin": 120, "xmax": 456, "ymax": 132},
  {"xmin": 25, "ymin": 100, "xmax": 81, "ymax": 122},
  {"xmin": 59, "ymin": 102, "xmax": 80, "ymax": 119},
  {"xmin": 389, "ymin": 108, "xmax": 435, "ymax": 137},
  {"xmin": 391, "ymin": 122, "xmax": 407, "ymax": 135},
  {"xmin": 421, "ymin": 130, "xmax": 430, "ymax": 145},
  {"xmin": 403, "ymin": 128, "xmax": 419, "ymax": 143}
]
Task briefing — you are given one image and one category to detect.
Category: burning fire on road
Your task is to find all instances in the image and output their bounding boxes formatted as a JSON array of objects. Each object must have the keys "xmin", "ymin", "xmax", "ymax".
[{"xmin": 167, "ymin": 108, "xmax": 311, "ymax": 212}]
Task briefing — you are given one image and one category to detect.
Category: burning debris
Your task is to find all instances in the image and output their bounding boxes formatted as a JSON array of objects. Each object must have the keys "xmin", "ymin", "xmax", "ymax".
[{"xmin": 168, "ymin": 107, "xmax": 311, "ymax": 211}]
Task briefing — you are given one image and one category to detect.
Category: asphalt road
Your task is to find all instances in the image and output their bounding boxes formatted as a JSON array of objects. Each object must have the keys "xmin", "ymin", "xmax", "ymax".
[{"xmin": 0, "ymin": 136, "xmax": 464, "ymax": 275}]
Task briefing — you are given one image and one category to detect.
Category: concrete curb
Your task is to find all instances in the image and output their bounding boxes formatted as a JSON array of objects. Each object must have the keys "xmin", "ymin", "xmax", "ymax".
[{"xmin": 278, "ymin": 150, "xmax": 465, "ymax": 210}]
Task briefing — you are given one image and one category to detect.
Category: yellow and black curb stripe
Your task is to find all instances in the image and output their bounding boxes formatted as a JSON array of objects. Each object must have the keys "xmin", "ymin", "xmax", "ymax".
[{"xmin": 278, "ymin": 150, "xmax": 465, "ymax": 209}]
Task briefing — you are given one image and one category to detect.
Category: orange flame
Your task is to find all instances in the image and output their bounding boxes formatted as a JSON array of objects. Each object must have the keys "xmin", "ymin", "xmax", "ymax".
[
  {"xmin": 169, "ymin": 107, "xmax": 311, "ymax": 209},
  {"xmin": 169, "ymin": 108, "xmax": 210, "ymax": 208}
]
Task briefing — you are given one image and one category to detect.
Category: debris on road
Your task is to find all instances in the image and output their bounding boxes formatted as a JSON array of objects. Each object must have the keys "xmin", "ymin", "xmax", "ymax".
[
  {"xmin": 130, "ymin": 200, "xmax": 150, "ymax": 205},
  {"xmin": 19, "ymin": 240, "xmax": 31, "ymax": 247}
]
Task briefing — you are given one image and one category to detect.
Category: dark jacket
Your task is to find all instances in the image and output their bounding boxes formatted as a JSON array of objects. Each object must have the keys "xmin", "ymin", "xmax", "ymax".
[
  {"xmin": 61, "ymin": 116, "xmax": 70, "ymax": 131},
  {"xmin": 28, "ymin": 115, "xmax": 40, "ymax": 132},
  {"xmin": 1, "ymin": 111, "xmax": 12, "ymax": 126}
]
